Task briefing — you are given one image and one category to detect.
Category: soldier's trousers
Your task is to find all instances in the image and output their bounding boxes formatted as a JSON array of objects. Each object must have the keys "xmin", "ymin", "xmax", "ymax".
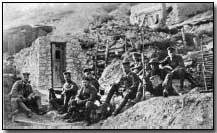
[
  {"xmin": 68, "ymin": 99, "xmax": 95, "ymax": 120},
  {"xmin": 105, "ymin": 83, "xmax": 140, "ymax": 115},
  {"xmin": 162, "ymin": 67, "xmax": 199, "ymax": 92},
  {"xmin": 145, "ymin": 79, "xmax": 164, "ymax": 96},
  {"xmin": 11, "ymin": 96, "xmax": 41, "ymax": 113},
  {"xmin": 49, "ymin": 90, "xmax": 74, "ymax": 111}
]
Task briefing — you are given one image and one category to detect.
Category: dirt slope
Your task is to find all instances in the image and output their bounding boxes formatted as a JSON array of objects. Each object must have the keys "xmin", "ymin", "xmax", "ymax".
[{"xmin": 99, "ymin": 88, "xmax": 213, "ymax": 129}]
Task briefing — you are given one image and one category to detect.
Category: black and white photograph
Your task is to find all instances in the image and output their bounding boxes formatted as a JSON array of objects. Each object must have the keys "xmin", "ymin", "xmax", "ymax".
[{"xmin": 2, "ymin": 2, "xmax": 214, "ymax": 129}]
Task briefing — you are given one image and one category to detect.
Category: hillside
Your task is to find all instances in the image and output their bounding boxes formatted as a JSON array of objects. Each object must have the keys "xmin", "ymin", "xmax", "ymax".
[
  {"xmin": 3, "ymin": 3, "xmax": 213, "ymax": 129},
  {"xmin": 100, "ymin": 88, "xmax": 213, "ymax": 129}
]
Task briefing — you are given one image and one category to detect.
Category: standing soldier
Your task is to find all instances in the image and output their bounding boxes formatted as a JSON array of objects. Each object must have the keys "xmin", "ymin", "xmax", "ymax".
[
  {"xmin": 160, "ymin": 47, "xmax": 200, "ymax": 97},
  {"xmin": 102, "ymin": 61, "xmax": 142, "ymax": 116},
  {"xmin": 9, "ymin": 72, "xmax": 44, "ymax": 118},
  {"xmin": 49, "ymin": 72, "xmax": 78, "ymax": 114}
]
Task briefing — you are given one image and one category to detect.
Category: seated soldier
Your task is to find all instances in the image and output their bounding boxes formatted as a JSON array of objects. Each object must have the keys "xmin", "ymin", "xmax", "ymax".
[
  {"xmin": 103, "ymin": 61, "xmax": 143, "ymax": 116},
  {"xmin": 145, "ymin": 58, "xmax": 179, "ymax": 96},
  {"xmin": 83, "ymin": 68, "xmax": 103, "ymax": 102},
  {"xmin": 160, "ymin": 47, "xmax": 200, "ymax": 97},
  {"xmin": 83, "ymin": 68, "xmax": 100, "ymax": 93},
  {"xmin": 49, "ymin": 72, "xmax": 78, "ymax": 114},
  {"xmin": 9, "ymin": 72, "xmax": 44, "ymax": 118},
  {"xmin": 66, "ymin": 77, "xmax": 98, "ymax": 125}
]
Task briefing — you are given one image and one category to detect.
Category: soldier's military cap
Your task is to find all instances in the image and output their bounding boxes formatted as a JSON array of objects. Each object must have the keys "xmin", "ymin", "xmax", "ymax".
[
  {"xmin": 167, "ymin": 47, "xmax": 176, "ymax": 52},
  {"xmin": 149, "ymin": 58, "xmax": 159, "ymax": 64},
  {"xmin": 63, "ymin": 71, "xmax": 71, "ymax": 75},
  {"xmin": 22, "ymin": 72, "xmax": 30, "ymax": 75}
]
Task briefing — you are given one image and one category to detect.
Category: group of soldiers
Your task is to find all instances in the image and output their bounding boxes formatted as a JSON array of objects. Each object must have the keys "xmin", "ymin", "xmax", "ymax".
[{"xmin": 8, "ymin": 46, "xmax": 200, "ymax": 125}]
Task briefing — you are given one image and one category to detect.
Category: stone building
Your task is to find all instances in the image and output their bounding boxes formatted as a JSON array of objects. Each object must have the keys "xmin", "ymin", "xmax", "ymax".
[
  {"xmin": 3, "ymin": 25, "xmax": 53, "ymax": 55},
  {"xmin": 130, "ymin": 3, "xmax": 213, "ymax": 27},
  {"xmin": 14, "ymin": 35, "xmax": 91, "ymax": 103}
]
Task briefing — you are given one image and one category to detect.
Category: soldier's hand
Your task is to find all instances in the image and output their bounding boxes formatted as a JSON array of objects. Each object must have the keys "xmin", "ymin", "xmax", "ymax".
[{"xmin": 61, "ymin": 91, "xmax": 65, "ymax": 95}]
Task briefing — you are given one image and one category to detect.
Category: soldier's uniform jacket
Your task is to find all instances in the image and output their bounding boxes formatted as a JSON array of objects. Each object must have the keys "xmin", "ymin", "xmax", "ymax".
[
  {"xmin": 88, "ymin": 77, "xmax": 100, "ymax": 92},
  {"xmin": 77, "ymin": 84, "xmax": 97, "ymax": 102},
  {"xmin": 9, "ymin": 80, "xmax": 33, "ymax": 98},
  {"xmin": 119, "ymin": 71, "xmax": 142, "ymax": 91},
  {"xmin": 160, "ymin": 54, "xmax": 185, "ymax": 69},
  {"xmin": 62, "ymin": 80, "xmax": 79, "ymax": 96},
  {"xmin": 146, "ymin": 68, "xmax": 168, "ymax": 80}
]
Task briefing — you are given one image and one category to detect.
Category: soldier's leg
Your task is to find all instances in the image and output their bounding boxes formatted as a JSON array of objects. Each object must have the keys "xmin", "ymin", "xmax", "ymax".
[
  {"xmin": 85, "ymin": 101, "xmax": 95, "ymax": 121},
  {"xmin": 16, "ymin": 98, "xmax": 33, "ymax": 117},
  {"xmin": 165, "ymin": 68, "xmax": 184, "ymax": 96},
  {"xmin": 113, "ymin": 92, "xmax": 132, "ymax": 116},
  {"xmin": 62, "ymin": 92, "xmax": 72, "ymax": 112},
  {"xmin": 10, "ymin": 98, "xmax": 19, "ymax": 120},
  {"xmin": 49, "ymin": 98, "xmax": 62, "ymax": 110},
  {"xmin": 162, "ymin": 70, "xmax": 178, "ymax": 97},
  {"xmin": 145, "ymin": 79, "xmax": 155, "ymax": 96},
  {"xmin": 104, "ymin": 83, "xmax": 120, "ymax": 104},
  {"xmin": 134, "ymin": 85, "xmax": 143, "ymax": 103},
  {"xmin": 184, "ymin": 71, "xmax": 200, "ymax": 87},
  {"xmin": 33, "ymin": 95, "xmax": 42, "ymax": 109},
  {"xmin": 16, "ymin": 98, "xmax": 31, "ymax": 113}
]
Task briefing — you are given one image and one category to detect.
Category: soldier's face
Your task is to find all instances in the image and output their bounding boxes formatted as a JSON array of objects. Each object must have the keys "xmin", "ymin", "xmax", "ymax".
[
  {"xmin": 123, "ymin": 65, "xmax": 130, "ymax": 74},
  {"xmin": 23, "ymin": 75, "xmax": 29, "ymax": 82},
  {"xmin": 150, "ymin": 64, "xmax": 158, "ymax": 70},
  {"xmin": 168, "ymin": 51, "xmax": 175, "ymax": 57},
  {"xmin": 64, "ymin": 74, "xmax": 71, "ymax": 82},
  {"xmin": 82, "ymin": 80, "xmax": 88, "ymax": 87}
]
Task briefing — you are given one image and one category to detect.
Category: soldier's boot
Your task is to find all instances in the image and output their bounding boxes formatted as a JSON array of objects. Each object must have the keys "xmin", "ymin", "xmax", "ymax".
[{"xmin": 112, "ymin": 97, "xmax": 128, "ymax": 116}]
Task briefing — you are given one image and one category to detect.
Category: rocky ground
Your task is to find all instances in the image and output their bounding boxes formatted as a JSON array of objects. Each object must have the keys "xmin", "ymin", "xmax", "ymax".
[{"xmin": 3, "ymin": 88, "xmax": 213, "ymax": 129}]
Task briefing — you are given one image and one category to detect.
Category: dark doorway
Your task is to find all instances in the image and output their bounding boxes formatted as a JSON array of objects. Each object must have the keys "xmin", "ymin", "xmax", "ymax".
[{"xmin": 51, "ymin": 42, "xmax": 66, "ymax": 89}]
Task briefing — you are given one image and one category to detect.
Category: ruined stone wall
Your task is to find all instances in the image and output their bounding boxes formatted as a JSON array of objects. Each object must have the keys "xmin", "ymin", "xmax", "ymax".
[
  {"xmin": 37, "ymin": 37, "xmax": 52, "ymax": 91},
  {"xmin": 65, "ymin": 39, "xmax": 91, "ymax": 86},
  {"xmin": 130, "ymin": 3, "xmax": 212, "ymax": 26},
  {"xmin": 14, "ymin": 39, "xmax": 40, "ymax": 90}
]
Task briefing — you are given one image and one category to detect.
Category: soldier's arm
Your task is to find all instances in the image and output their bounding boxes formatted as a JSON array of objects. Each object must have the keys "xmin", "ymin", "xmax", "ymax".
[
  {"xmin": 177, "ymin": 55, "xmax": 185, "ymax": 68},
  {"xmin": 130, "ymin": 73, "xmax": 141, "ymax": 89},
  {"xmin": 75, "ymin": 88, "xmax": 82, "ymax": 100},
  {"xmin": 9, "ymin": 81, "xmax": 22, "ymax": 98},
  {"xmin": 159, "ymin": 56, "xmax": 170, "ymax": 66}
]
